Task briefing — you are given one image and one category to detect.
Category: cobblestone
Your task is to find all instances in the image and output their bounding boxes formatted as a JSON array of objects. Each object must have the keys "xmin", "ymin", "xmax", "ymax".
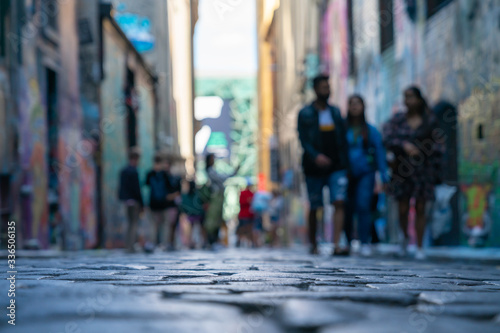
[{"xmin": 2, "ymin": 248, "xmax": 500, "ymax": 332}]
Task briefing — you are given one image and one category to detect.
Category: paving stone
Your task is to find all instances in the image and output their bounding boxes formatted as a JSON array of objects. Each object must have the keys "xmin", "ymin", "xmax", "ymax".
[{"xmin": 2, "ymin": 248, "xmax": 499, "ymax": 332}]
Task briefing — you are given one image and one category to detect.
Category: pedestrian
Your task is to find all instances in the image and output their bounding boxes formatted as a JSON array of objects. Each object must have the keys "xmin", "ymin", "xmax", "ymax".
[
  {"xmin": 297, "ymin": 75, "xmax": 350, "ymax": 255},
  {"xmin": 164, "ymin": 158, "xmax": 182, "ymax": 251},
  {"xmin": 145, "ymin": 154, "xmax": 170, "ymax": 251},
  {"xmin": 383, "ymin": 86, "xmax": 444, "ymax": 260},
  {"xmin": 118, "ymin": 148, "xmax": 144, "ymax": 252},
  {"xmin": 344, "ymin": 95, "xmax": 389, "ymax": 257},
  {"xmin": 181, "ymin": 179, "xmax": 206, "ymax": 249},
  {"xmin": 237, "ymin": 182, "xmax": 256, "ymax": 247},
  {"xmin": 204, "ymin": 153, "xmax": 240, "ymax": 248},
  {"xmin": 268, "ymin": 189, "xmax": 284, "ymax": 247},
  {"xmin": 250, "ymin": 190, "xmax": 271, "ymax": 248}
]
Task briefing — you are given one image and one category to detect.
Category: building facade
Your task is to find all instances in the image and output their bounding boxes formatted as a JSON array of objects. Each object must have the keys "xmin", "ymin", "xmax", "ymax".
[
  {"xmin": 0, "ymin": 0, "xmax": 167, "ymax": 250},
  {"xmin": 258, "ymin": 0, "xmax": 324, "ymax": 245},
  {"xmin": 0, "ymin": 0, "xmax": 95, "ymax": 249},
  {"xmin": 167, "ymin": 0, "xmax": 198, "ymax": 176}
]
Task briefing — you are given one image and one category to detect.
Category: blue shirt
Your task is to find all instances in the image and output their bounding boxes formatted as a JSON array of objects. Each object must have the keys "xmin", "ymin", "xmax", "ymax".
[{"xmin": 347, "ymin": 124, "xmax": 389, "ymax": 183}]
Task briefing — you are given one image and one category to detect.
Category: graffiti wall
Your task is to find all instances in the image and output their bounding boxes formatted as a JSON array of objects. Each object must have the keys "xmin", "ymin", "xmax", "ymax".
[
  {"xmin": 100, "ymin": 18, "xmax": 157, "ymax": 248},
  {"xmin": 331, "ymin": 0, "xmax": 500, "ymax": 246},
  {"xmin": 101, "ymin": 20, "xmax": 129, "ymax": 248},
  {"xmin": 16, "ymin": 37, "xmax": 48, "ymax": 249},
  {"xmin": 321, "ymin": 0, "xmax": 350, "ymax": 110}
]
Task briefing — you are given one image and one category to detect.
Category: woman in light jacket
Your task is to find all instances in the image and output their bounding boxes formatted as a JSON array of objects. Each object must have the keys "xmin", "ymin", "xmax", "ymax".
[
  {"xmin": 204, "ymin": 153, "xmax": 240, "ymax": 247},
  {"xmin": 344, "ymin": 95, "xmax": 389, "ymax": 256}
]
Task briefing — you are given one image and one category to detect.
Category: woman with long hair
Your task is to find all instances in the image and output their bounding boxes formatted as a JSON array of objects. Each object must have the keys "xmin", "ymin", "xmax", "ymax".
[
  {"xmin": 344, "ymin": 95, "xmax": 389, "ymax": 256},
  {"xmin": 383, "ymin": 86, "xmax": 444, "ymax": 260},
  {"xmin": 204, "ymin": 154, "xmax": 240, "ymax": 247}
]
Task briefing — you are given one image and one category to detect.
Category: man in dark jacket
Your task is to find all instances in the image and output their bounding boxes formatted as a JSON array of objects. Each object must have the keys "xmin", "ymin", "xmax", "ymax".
[
  {"xmin": 297, "ymin": 75, "xmax": 350, "ymax": 255},
  {"xmin": 145, "ymin": 154, "xmax": 169, "ymax": 249},
  {"xmin": 118, "ymin": 148, "xmax": 144, "ymax": 252}
]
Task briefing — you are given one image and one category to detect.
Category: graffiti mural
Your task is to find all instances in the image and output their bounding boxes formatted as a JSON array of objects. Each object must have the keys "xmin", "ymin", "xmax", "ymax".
[
  {"xmin": 322, "ymin": 0, "xmax": 500, "ymax": 246},
  {"xmin": 101, "ymin": 21, "xmax": 129, "ymax": 248}
]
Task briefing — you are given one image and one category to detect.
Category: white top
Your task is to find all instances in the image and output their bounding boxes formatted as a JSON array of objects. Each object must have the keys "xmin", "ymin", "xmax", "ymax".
[
  {"xmin": 318, "ymin": 109, "xmax": 335, "ymax": 132},
  {"xmin": 207, "ymin": 167, "xmax": 236, "ymax": 193}
]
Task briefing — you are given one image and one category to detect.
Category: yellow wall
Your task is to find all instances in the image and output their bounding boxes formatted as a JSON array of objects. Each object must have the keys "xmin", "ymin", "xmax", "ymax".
[
  {"xmin": 168, "ymin": 0, "xmax": 195, "ymax": 175},
  {"xmin": 257, "ymin": 0, "xmax": 280, "ymax": 191}
]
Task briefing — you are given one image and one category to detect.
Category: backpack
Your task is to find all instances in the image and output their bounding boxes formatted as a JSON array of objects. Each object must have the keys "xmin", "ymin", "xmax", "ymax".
[
  {"xmin": 150, "ymin": 173, "xmax": 167, "ymax": 204},
  {"xmin": 251, "ymin": 191, "xmax": 271, "ymax": 213},
  {"xmin": 198, "ymin": 182, "xmax": 212, "ymax": 204}
]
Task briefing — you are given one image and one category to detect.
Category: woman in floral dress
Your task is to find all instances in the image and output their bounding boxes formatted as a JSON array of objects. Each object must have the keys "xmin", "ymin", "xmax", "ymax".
[{"xmin": 383, "ymin": 86, "xmax": 444, "ymax": 260}]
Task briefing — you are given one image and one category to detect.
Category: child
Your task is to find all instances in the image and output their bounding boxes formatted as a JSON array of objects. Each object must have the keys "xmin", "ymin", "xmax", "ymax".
[
  {"xmin": 181, "ymin": 180, "xmax": 206, "ymax": 249},
  {"xmin": 268, "ymin": 190, "xmax": 284, "ymax": 247}
]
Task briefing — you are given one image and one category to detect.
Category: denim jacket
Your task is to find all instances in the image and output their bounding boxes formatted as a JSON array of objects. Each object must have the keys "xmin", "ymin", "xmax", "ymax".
[
  {"xmin": 297, "ymin": 103, "xmax": 349, "ymax": 175},
  {"xmin": 347, "ymin": 124, "xmax": 390, "ymax": 183}
]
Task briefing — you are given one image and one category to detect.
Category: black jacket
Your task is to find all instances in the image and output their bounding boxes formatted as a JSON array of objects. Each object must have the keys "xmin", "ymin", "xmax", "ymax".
[
  {"xmin": 118, "ymin": 165, "xmax": 144, "ymax": 207},
  {"xmin": 145, "ymin": 170, "xmax": 180, "ymax": 210},
  {"xmin": 297, "ymin": 103, "xmax": 350, "ymax": 176}
]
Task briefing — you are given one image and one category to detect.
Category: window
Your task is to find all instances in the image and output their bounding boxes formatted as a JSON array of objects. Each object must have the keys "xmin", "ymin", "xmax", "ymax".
[
  {"xmin": 426, "ymin": 0, "xmax": 453, "ymax": 19},
  {"xmin": 379, "ymin": 0, "xmax": 394, "ymax": 53},
  {"xmin": 125, "ymin": 67, "xmax": 138, "ymax": 148},
  {"xmin": 42, "ymin": 0, "xmax": 58, "ymax": 30},
  {"xmin": 0, "ymin": 1, "xmax": 10, "ymax": 58},
  {"xmin": 477, "ymin": 124, "xmax": 484, "ymax": 140}
]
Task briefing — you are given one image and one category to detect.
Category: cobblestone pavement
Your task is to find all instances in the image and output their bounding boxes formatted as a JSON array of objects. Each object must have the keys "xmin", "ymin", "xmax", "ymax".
[{"xmin": 3, "ymin": 248, "xmax": 500, "ymax": 333}]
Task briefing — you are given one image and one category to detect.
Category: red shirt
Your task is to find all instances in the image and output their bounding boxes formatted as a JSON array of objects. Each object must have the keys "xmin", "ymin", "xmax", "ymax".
[{"xmin": 238, "ymin": 189, "xmax": 255, "ymax": 219}]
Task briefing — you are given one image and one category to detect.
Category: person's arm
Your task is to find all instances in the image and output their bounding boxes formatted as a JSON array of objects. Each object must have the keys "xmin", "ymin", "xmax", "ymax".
[
  {"xmin": 382, "ymin": 115, "xmax": 405, "ymax": 151},
  {"xmin": 372, "ymin": 126, "xmax": 390, "ymax": 183},
  {"xmin": 297, "ymin": 111, "xmax": 320, "ymax": 161},
  {"xmin": 209, "ymin": 168, "xmax": 231, "ymax": 184},
  {"xmin": 166, "ymin": 174, "xmax": 181, "ymax": 201}
]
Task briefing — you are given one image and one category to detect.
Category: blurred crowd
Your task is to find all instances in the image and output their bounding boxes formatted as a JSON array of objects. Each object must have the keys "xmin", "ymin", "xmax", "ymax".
[{"xmin": 118, "ymin": 75, "xmax": 447, "ymax": 258}]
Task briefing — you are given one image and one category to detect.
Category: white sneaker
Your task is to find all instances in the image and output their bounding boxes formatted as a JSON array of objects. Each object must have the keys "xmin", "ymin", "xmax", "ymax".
[
  {"xmin": 360, "ymin": 244, "xmax": 373, "ymax": 257},
  {"xmin": 397, "ymin": 238, "xmax": 408, "ymax": 257},
  {"xmin": 415, "ymin": 249, "xmax": 426, "ymax": 260},
  {"xmin": 407, "ymin": 244, "xmax": 418, "ymax": 255},
  {"xmin": 351, "ymin": 240, "xmax": 361, "ymax": 254}
]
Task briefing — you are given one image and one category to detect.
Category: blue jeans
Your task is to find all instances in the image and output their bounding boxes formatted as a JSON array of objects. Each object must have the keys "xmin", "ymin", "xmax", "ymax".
[
  {"xmin": 305, "ymin": 170, "xmax": 348, "ymax": 209},
  {"xmin": 345, "ymin": 172, "xmax": 375, "ymax": 244}
]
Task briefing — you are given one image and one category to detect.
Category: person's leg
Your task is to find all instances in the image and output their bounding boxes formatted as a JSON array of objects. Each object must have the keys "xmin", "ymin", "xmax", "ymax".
[
  {"xmin": 329, "ymin": 170, "xmax": 348, "ymax": 252},
  {"xmin": 370, "ymin": 194, "xmax": 380, "ymax": 244},
  {"xmin": 126, "ymin": 204, "xmax": 139, "ymax": 251},
  {"xmin": 167, "ymin": 208, "xmax": 180, "ymax": 249},
  {"xmin": 126, "ymin": 205, "xmax": 134, "ymax": 250},
  {"xmin": 415, "ymin": 198, "xmax": 427, "ymax": 248},
  {"xmin": 305, "ymin": 176, "xmax": 324, "ymax": 253},
  {"xmin": 356, "ymin": 173, "xmax": 376, "ymax": 244},
  {"xmin": 150, "ymin": 211, "xmax": 161, "ymax": 246},
  {"xmin": 308, "ymin": 208, "xmax": 318, "ymax": 251},
  {"xmin": 246, "ymin": 219, "xmax": 255, "ymax": 247},
  {"xmin": 332, "ymin": 201, "xmax": 344, "ymax": 247},
  {"xmin": 398, "ymin": 197, "xmax": 411, "ymax": 240},
  {"xmin": 344, "ymin": 179, "xmax": 357, "ymax": 244},
  {"xmin": 186, "ymin": 215, "xmax": 194, "ymax": 249}
]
